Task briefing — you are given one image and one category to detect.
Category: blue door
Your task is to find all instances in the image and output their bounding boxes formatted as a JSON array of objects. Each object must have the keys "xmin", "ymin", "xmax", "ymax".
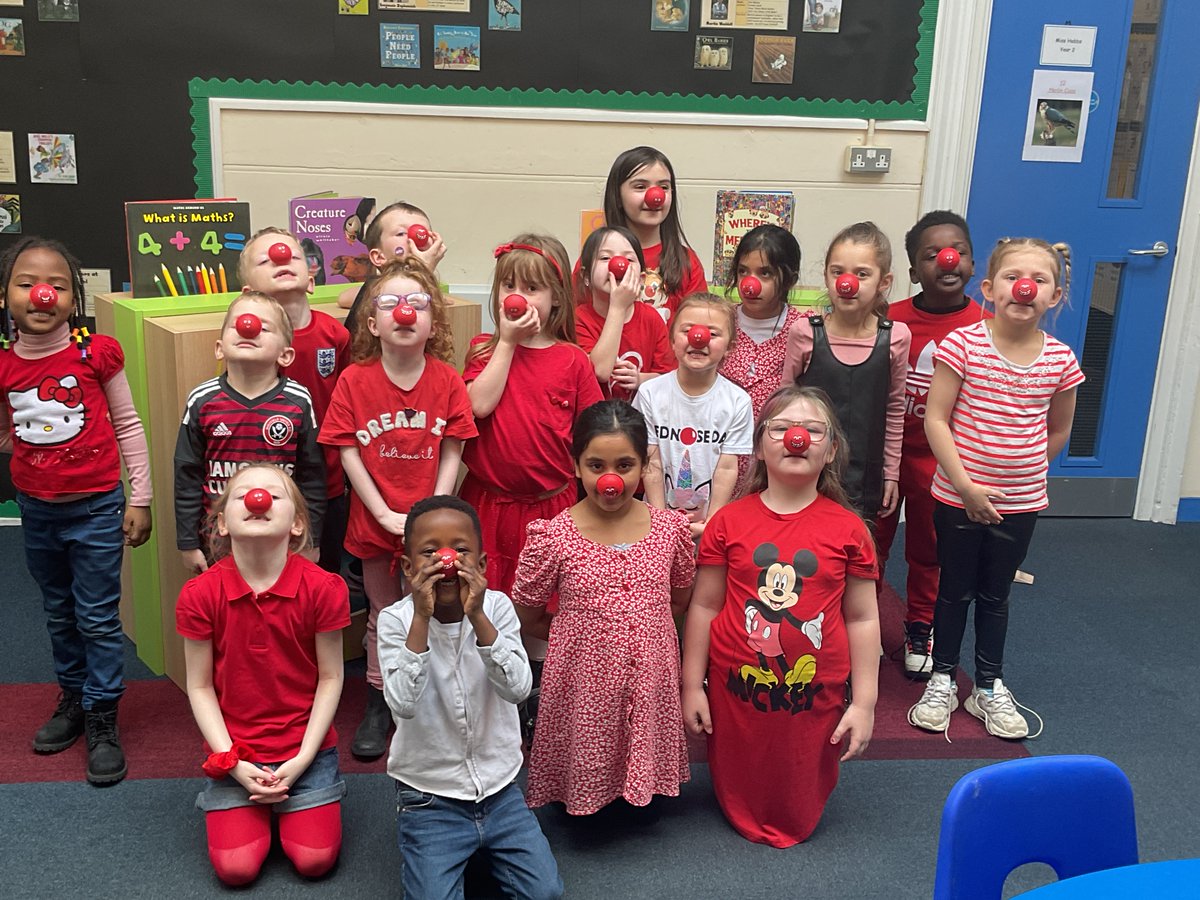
[{"xmin": 966, "ymin": 0, "xmax": 1200, "ymax": 515}]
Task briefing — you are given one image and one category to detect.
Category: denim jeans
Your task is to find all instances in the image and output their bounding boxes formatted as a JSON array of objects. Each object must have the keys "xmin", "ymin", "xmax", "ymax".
[
  {"xmin": 17, "ymin": 485, "xmax": 127, "ymax": 708},
  {"xmin": 396, "ymin": 780, "xmax": 562, "ymax": 900}
]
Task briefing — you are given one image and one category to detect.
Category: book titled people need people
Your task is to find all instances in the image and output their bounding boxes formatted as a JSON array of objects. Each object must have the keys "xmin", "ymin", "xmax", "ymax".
[
  {"xmin": 124, "ymin": 199, "xmax": 251, "ymax": 298},
  {"xmin": 711, "ymin": 190, "xmax": 795, "ymax": 285},
  {"xmin": 288, "ymin": 194, "xmax": 376, "ymax": 287}
]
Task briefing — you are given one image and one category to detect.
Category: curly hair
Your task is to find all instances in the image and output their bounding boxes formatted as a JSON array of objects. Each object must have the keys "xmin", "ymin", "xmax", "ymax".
[{"xmin": 350, "ymin": 256, "xmax": 454, "ymax": 365}]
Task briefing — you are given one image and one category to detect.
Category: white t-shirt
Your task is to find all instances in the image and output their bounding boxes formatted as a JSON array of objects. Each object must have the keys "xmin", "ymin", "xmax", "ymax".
[{"xmin": 633, "ymin": 373, "xmax": 754, "ymax": 516}]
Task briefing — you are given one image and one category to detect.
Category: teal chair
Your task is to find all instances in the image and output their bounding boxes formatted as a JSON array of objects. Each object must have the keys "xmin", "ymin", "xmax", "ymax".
[{"xmin": 933, "ymin": 756, "xmax": 1138, "ymax": 900}]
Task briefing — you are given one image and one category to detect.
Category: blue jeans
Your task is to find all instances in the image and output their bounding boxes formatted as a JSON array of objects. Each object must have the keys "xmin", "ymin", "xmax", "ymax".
[
  {"xmin": 17, "ymin": 485, "xmax": 127, "ymax": 709},
  {"xmin": 396, "ymin": 780, "xmax": 563, "ymax": 900}
]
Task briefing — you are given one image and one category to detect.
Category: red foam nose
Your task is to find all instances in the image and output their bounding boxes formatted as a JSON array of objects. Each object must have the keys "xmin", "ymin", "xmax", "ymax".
[
  {"xmin": 267, "ymin": 242, "xmax": 293, "ymax": 265},
  {"xmin": 244, "ymin": 488, "xmax": 273, "ymax": 515},
  {"xmin": 784, "ymin": 426, "xmax": 811, "ymax": 455},
  {"xmin": 739, "ymin": 276, "xmax": 762, "ymax": 300},
  {"xmin": 608, "ymin": 256, "xmax": 630, "ymax": 280},
  {"xmin": 687, "ymin": 324, "xmax": 712, "ymax": 349},
  {"xmin": 1012, "ymin": 278, "xmax": 1038, "ymax": 302},
  {"xmin": 393, "ymin": 304, "xmax": 418, "ymax": 326},
  {"xmin": 835, "ymin": 274, "xmax": 860, "ymax": 299},
  {"xmin": 502, "ymin": 294, "xmax": 528, "ymax": 319},
  {"xmin": 235, "ymin": 313, "xmax": 262, "ymax": 338},
  {"xmin": 936, "ymin": 247, "xmax": 961, "ymax": 271},
  {"xmin": 644, "ymin": 186, "xmax": 666, "ymax": 210},
  {"xmin": 408, "ymin": 224, "xmax": 432, "ymax": 250},
  {"xmin": 597, "ymin": 473, "xmax": 624, "ymax": 498},
  {"xmin": 30, "ymin": 283, "xmax": 59, "ymax": 310},
  {"xmin": 436, "ymin": 547, "xmax": 458, "ymax": 577}
]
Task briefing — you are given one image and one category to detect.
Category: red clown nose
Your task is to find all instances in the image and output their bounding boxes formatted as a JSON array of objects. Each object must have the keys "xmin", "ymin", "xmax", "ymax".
[
  {"xmin": 30, "ymin": 283, "xmax": 59, "ymax": 310},
  {"xmin": 1012, "ymin": 278, "xmax": 1038, "ymax": 303},
  {"xmin": 687, "ymin": 324, "xmax": 712, "ymax": 349},
  {"xmin": 644, "ymin": 186, "xmax": 666, "ymax": 210},
  {"xmin": 502, "ymin": 294, "xmax": 528, "ymax": 319},
  {"xmin": 267, "ymin": 243, "xmax": 293, "ymax": 265},
  {"xmin": 244, "ymin": 489, "xmax": 273, "ymax": 515},
  {"xmin": 739, "ymin": 276, "xmax": 762, "ymax": 300},
  {"xmin": 436, "ymin": 547, "xmax": 458, "ymax": 577},
  {"xmin": 597, "ymin": 473, "xmax": 624, "ymax": 498},
  {"xmin": 784, "ymin": 426, "xmax": 811, "ymax": 455},
  {"xmin": 393, "ymin": 304, "xmax": 418, "ymax": 327},
  {"xmin": 408, "ymin": 224, "xmax": 432, "ymax": 250},
  {"xmin": 608, "ymin": 256, "xmax": 630, "ymax": 280},
  {"xmin": 235, "ymin": 314, "xmax": 262, "ymax": 339},
  {"xmin": 835, "ymin": 274, "xmax": 860, "ymax": 299},
  {"xmin": 936, "ymin": 247, "xmax": 961, "ymax": 271}
]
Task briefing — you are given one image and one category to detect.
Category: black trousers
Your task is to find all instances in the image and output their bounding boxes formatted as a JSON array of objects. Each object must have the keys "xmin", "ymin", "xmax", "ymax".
[{"xmin": 930, "ymin": 501, "xmax": 1038, "ymax": 688}]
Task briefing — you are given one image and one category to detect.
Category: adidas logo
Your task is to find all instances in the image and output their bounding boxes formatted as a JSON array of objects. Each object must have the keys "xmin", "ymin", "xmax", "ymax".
[
  {"xmin": 906, "ymin": 340, "xmax": 937, "ymax": 396},
  {"xmin": 211, "ymin": 422, "xmax": 233, "ymax": 437}
]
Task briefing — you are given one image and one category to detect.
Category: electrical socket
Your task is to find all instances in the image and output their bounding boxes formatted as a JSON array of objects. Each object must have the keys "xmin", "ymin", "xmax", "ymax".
[{"xmin": 845, "ymin": 146, "xmax": 892, "ymax": 174}]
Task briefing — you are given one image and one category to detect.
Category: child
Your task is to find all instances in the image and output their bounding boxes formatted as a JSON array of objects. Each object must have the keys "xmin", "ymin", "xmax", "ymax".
[
  {"xmin": 319, "ymin": 256, "xmax": 477, "ymax": 760},
  {"xmin": 174, "ymin": 291, "xmax": 326, "ymax": 575},
  {"xmin": 574, "ymin": 225, "xmax": 675, "ymax": 401},
  {"xmin": 338, "ymin": 201, "xmax": 447, "ymax": 337},
  {"xmin": 682, "ymin": 385, "xmax": 879, "ymax": 846},
  {"xmin": 0, "ymin": 237, "xmax": 152, "ymax": 786},
  {"xmin": 460, "ymin": 235, "xmax": 603, "ymax": 597},
  {"xmin": 634, "ymin": 292, "xmax": 753, "ymax": 539},
  {"xmin": 874, "ymin": 211, "xmax": 988, "ymax": 679},
  {"xmin": 909, "ymin": 238, "xmax": 1082, "ymax": 739},
  {"xmin": 177, "ymin": 465, "xmax": 348, "ymax": 886},
  {"xmin": 378, "ymin": 496, "xmax": 562, "ymax": 899},
  {"xmin": 782, "ymin": 222, "xmax": 912, "ymax": 524},
  {"xmin": 600, "ymin": 146, "xmax": 707, "ymax": 322},
  {"xmin": 512, "ymin": 400, "xmax": 695, "ymax": 814},
  {"xmin": 240, "ymin": 227, "xmax": 351, "ymax": 576}
]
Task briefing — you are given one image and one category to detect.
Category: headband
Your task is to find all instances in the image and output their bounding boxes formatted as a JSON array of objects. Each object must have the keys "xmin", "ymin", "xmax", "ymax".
[{"xmin": 493, "ymin": 242, "xmax": 565, "ymax": 283}]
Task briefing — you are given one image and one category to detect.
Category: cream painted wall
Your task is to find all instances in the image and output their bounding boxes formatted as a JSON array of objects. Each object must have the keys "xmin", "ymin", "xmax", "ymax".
[{"xmin": 214, "ymin": 103, "xmax": 928, "ymax": 299}]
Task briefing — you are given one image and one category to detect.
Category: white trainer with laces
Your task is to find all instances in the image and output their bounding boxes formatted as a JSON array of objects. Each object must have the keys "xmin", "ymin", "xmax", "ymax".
[
  {"xmin": 907, "ymin": 671, "xmax": 957, "ymax": 733},
  {"xmin": 903, "ymin": 624, "xmax": 934, "ymax": 679},
  {"xmin": 964, "ymin": 678, "xmax": 1036, "ymax": 739}
]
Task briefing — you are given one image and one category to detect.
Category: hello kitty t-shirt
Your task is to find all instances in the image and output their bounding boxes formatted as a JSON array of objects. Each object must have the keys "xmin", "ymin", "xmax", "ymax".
[{"xmin": 0, "ymin": 335, "xmax": 124, "ymax": 499}]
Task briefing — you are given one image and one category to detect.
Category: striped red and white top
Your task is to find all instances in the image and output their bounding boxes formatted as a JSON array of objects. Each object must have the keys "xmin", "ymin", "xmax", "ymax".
[{"xmin": 931, "ymin": 321, "xmax": 1084, "ymax": 514}]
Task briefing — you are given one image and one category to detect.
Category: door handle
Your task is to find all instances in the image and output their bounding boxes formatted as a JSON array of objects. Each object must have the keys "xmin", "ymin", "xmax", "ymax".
[{"xmin": 1128, "ymin": 241, "xmax": 1170, "ymax": 257}]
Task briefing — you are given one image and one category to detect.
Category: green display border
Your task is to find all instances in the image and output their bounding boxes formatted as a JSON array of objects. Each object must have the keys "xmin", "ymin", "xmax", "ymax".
[{"xmin": 188, "ymin": 0, "xmax": 937, "ymax": 195}]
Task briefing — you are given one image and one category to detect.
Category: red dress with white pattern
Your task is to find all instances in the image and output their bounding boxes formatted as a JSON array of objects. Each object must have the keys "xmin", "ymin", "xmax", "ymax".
[{"xmin": 512, "ymin": 505, "xmax": 696, "ymax": 815}]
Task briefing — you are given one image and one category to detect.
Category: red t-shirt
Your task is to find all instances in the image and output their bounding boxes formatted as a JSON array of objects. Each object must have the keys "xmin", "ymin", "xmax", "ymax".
[
  {"xmin": 698, "ymin": 493, "xmax": 876, "ymax": 847},
  {"xmin": 641, "ymin": 243, "xmax": 708, "ymax": 322},
  {"xmin": 319, "ymin": 355, "xmax": 477, "ymax": 556},
  {"xmin": 0, "ymin": 335, "xmax": 125, "ymax": 500},
  {"xmin": 462, "ymin": 339, "xmax": 603, "ymax": 496},
  {"xmin": 574, "ymin": 300, "xmax": 676, "ymax": 401},
  {"xmin": 282, "ymin": 309, "xmax": 351, "ymax": 499},
  {"xmin": 175, "ymin": 553, "xmax": 350, "ymax": 761}
]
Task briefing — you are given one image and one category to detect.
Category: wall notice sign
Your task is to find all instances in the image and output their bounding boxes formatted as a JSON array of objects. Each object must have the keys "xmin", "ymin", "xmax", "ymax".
[
  {"xmin": 1040, "ymin": 25, "xmax": 1097, "ymax": 67},
  {"xmin": 1022, "ymin": 69, "xmax": 1094, "ymax": 164}
]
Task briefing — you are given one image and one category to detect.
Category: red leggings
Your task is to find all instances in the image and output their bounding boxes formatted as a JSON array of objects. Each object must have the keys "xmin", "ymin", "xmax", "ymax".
[{"xmin": 205, "ymin": 802, "xmax": 342, "ymax": 886}]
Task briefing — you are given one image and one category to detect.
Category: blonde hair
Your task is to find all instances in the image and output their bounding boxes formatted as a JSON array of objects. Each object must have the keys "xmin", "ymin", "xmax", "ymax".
[
  {"xmin": 352, "ymin": 257, "xmax": 454, "ymax": 365},
  {"xmin": 985, "ymin": 237, "xmax": 1072, "ymax": 320},
  {"xmin": 746, "ymin": 385, "xmax": 858, "ymax": 515},
  {"xmin": 206, "ymin": 464, "xmax": 312, "ymax": 559},
  {"xmin": 222, "ymin": 291, "xmax": 294, "ymax": 345},
  {"xmin": 670, "ymin": 291, "xmax": 737, "ymax": 350},
  {"xmin": 824, "ymin": 221, "xmax": 893, "ymax": 319},
  {"xmin": 468, "ymin": 234, "xmax": 577, "ymax": 364},
  {"xmin": 238, "ymin": 226, "xmax": 302, "ymax": 285}
]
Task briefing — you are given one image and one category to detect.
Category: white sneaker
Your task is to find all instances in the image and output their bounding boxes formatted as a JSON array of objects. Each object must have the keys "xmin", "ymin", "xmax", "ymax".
[
  {"xmin": 964, "ymin": 679, "xmax": 1036, "ymax": 739},
  {"xmin": 903, "ymin": 624, "xmax": 934, "ymax": 679},
  {"xmin": 907, "ymin": 672, "xmax": 957, "ymax": 733}
]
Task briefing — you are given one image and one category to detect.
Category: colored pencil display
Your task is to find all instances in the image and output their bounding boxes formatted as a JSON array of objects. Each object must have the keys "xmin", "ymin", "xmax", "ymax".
[{"xmin": 124, "ymin": 199, "xmax": 251, "ymax": 298}]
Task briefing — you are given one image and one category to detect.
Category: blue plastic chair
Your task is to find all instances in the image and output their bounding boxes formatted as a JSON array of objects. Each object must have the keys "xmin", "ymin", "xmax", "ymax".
[{"xmin": 933, "ymin": 755, "xmax": 1138, "ymax": 900}]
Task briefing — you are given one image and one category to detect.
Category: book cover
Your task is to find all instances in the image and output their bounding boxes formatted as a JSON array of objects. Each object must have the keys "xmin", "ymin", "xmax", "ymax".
[
  {"xmin": 711, "ymin": 190, "xmax": 795, "ymax": 285},
  {"xmin": 0, "ymin": 17, "xmax": 24, "ymax": 55},
  {"xmin": 433, "ymin": 25, "xmax": 480, "ymax": 70},
  {"xmin": 381, "ymin": 23, "xmax": 421, "ymax": 68},
  {"xmin": 0, "ymin": 193, "xmax": 19, "ymax": 233},
  {"xmin": 28, "ymin": 133, "xmax": 75, "ymax": 183},
  {"xmin": 289, "ymin": 194, "xmax": 377, "ymax": 286},
  {"xmin": 124, "ymin": 199, "xmax": 251, "ymax": 299}
]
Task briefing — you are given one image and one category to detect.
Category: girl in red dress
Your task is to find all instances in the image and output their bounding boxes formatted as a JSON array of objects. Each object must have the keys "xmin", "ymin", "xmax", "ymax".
[
  {"xmin": 512, "ymin": 400, "xmax": 695, "ymax": 815},
  {"xmin": 682, "ymin": 385, "xmax": 880, "ymax": 847}
]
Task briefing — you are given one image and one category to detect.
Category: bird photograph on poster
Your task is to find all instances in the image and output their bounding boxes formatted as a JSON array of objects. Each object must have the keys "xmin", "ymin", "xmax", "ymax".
[
  {"xmin": 1022, "ymin": 69, "xmax": 1092, "ymax": 163},
  {"xmin": 1032, "ymin": 99, "xmax": 1081, "ymax": 147}
]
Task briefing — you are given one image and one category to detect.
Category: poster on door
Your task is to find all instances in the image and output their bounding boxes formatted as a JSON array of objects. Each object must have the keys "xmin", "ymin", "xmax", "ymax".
[{"xmin": 1022, "ymin": 69, "xmax": 1094, "ymax": 163}]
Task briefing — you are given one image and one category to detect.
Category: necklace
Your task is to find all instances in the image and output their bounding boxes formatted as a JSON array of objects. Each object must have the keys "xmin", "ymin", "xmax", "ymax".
[{"xmin": 745, "ymin": 304, "xmax": 789, "ymax": 379}]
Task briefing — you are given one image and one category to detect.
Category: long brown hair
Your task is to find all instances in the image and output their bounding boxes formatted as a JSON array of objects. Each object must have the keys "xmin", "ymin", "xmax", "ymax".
[
  {"xmin": 207, "ymin": 464, "xmax": 313, "ymax": 559},
  {"xmin": 351, "ymin": 257, "xmax": 453, "ymax": 365}
]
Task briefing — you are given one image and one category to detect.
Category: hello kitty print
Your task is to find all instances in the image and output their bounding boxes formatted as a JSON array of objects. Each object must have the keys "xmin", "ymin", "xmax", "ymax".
[{"xmin": 9, "ymin": 375, "xmax": 87, "ymax": 445}]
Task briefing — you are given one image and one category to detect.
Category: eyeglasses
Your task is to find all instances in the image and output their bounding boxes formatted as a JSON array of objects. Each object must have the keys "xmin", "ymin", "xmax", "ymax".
[
  {"xmin": 373, "ymin": 292, "xmax": 432, "ymax": 311},
  {"xmin": 765, "ymin": 420, "xmax": 829, "ymax": 442}
]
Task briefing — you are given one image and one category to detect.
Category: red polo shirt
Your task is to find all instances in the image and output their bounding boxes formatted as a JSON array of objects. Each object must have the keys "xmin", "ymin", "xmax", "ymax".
[{"xmin": 176, "ymin": 553, "xmax": 350, "ymax": 761}]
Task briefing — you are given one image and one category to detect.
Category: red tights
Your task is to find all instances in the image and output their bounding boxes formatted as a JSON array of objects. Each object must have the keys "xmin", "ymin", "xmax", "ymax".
[{"xmin": 205, "ymin": 802, "xmax": 342, "ymax": 886}]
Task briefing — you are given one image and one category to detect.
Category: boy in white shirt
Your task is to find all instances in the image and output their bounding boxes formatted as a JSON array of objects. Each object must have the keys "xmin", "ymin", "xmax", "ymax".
[{"xmin": 378, "ymin": 496, "xmax": 562, "ymax": 899}]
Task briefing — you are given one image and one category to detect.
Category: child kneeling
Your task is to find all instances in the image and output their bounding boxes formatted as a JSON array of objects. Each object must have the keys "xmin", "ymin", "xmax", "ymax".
[{"xmin": 379, "ymin": 496, "xmax": 562, "ymax": 899}]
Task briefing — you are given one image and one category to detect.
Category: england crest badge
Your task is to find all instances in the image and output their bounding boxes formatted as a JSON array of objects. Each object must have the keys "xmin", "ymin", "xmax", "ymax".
[{"xmin": 316, "ymin": 347, "xmax": 337, "ymax": 378}]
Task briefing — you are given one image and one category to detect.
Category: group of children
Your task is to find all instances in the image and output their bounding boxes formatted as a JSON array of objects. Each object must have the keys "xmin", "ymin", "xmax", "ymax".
[{"xmin": 0, "ymin": 143, "xmax": 1082, "ymax": 890}]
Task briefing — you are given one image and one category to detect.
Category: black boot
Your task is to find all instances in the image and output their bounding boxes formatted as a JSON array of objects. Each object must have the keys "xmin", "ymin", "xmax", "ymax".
[
  {"xmin": 32, "ymin": 690, "xmax": 85, "ymax": 753},
  {"xmin": 84, "ymin": 702, "xmax": 127, "ymax": 785},
  {"xmin": 351, "ymin": 685, "xmax": 391, "ymax": 760}
]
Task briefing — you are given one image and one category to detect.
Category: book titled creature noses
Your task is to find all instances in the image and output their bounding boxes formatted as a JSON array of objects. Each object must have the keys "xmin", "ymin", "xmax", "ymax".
[{"xmin": 288, "ymin": 194, "xmax": 377, "ymax": 287}]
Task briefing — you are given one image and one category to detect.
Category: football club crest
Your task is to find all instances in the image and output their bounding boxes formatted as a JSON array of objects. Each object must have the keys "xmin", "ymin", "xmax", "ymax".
[
  {"xmin": 263, "ymin": 415, "xmax": 294, "ymax": 447},
  {"xmin": 317, "ymin": 347, "xmax": 337, "ymax": 378}
]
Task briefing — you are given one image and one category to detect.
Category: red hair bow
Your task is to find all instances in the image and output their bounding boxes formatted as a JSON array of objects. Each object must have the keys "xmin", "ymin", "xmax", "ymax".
[
  {"xmin": 492, "ymin": 241, "xmax": 565, "ymax": 282},
  {"xmin": 37, "ymin": 377, "xmax": 83, "ymax": 408}
]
